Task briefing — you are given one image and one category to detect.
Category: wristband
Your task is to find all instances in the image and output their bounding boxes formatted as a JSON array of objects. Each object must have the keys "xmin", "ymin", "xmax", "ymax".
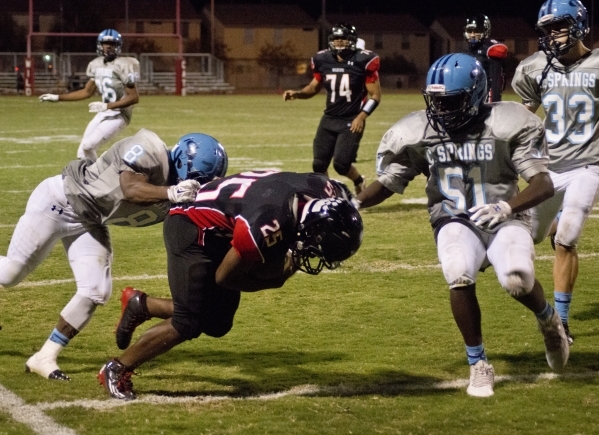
[{"xmin": 361, "ymin": 98, "xmax": 379, "ymax": 115}]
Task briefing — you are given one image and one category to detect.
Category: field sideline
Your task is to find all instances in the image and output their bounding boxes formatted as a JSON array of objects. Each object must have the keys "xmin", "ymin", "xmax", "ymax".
[{"xmin": 0, "ymin": 93, "xmax": 598, "ymax": 435}]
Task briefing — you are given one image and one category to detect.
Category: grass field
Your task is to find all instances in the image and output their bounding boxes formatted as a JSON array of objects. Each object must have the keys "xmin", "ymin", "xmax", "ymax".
[{"xmin": 0, "ymin": 92, "xmax": 598, "ymax": 435}]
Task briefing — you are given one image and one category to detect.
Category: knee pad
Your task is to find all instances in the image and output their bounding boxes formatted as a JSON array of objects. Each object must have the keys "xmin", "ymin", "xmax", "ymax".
[
  {"xmin": 502, "ymin": 272, "xmax": 533, "ymax": 298},
  {"xmin": 0, "ymin": 257, "xmax": 29, "ymax": 287},
  {"xmin": 333, "ymin": 161, "xmax": 351, "ymax": 176},
  {"xmin": 312, "ymin": 159, "xmax": 329, "ymax": 174},
  {"xmin": 60, "ymin": 294, "xmax": 98, "ymax": 331},
  {"xmin": 554, "ymin": 206, "xmax": 586, "ymax": 248}
]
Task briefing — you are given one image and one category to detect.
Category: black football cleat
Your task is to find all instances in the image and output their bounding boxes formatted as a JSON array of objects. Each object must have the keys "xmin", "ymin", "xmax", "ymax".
[
  {"xmin": 115, "ymin": 287, "xmax": 151, "ymax": 350},
  {"xmin": 98, "ymin": 359, "xmax": 136, "ymax": 400}
]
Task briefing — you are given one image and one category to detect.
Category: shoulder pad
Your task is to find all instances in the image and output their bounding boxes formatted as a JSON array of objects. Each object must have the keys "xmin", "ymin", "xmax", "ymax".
[{"xmin": 487, "ymin": 43, "xmax": 508, "ymax": 59}]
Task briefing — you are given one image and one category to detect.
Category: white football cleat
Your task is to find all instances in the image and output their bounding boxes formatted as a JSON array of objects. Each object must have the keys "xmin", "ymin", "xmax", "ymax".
[
  {"xmin": 25, "ymin": 352, "xmax": 71, "ymax": 381},
  {"xmin": 467, "ymin": 360, "xmax": 494, "ymax": 397}
]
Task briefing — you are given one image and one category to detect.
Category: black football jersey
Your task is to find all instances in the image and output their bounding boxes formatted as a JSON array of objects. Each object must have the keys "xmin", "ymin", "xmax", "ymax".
[
  {"xmin": 311, "ymin": 49, "xmax": 380, "ymax": 118},
  {"xmin": 467, "ymin": 39, "xmax": 507, "ymax": 102},
  {"xmin": 169, "ymin": 171, "xmax": 340, "ymax": 265}
]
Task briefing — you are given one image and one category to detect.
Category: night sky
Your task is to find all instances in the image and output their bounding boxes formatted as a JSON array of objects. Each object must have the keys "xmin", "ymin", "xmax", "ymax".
[{"xmin": 189, "ymin": 0, "xmax": 575, "ymax": 26}]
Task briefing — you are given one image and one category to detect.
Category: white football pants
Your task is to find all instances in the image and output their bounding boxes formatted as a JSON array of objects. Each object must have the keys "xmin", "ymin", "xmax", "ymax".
[
  {"xmin": 531, "ymin": 166, "xmax": 599, "ymax": 248},
  {"xmin": 437, "ymin": 222, "xmax": 535, "ymax": 294},
  {"xmin": 0, "ymin": 175, "xmax": 112, "ymax": 329},
  {"xmin": 77, "ymin": 110, "xmax": 128, "ymax": 161}
]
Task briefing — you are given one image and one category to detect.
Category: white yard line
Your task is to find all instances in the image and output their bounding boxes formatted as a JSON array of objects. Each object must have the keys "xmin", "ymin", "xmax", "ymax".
[{"xmin": 0, "ymin": 385, "xmax": 76, "ymax": 435}]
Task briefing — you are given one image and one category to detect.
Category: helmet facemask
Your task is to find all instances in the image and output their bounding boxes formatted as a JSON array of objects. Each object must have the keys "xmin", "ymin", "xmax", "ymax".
[
  {"xmin": 423, "ymin": 54, "xmax": 487, "ymax": 135},
  {"xmin": 96, "ymin": 29, "xmax": 122, "ymax": 62},
  {"xmin": 291, "ymin": 198, "xmax": 363, "ymax": 275},
  {"xmin": 424, "ymin": 87, "xmax": 477, "ymax": 134},
  {"xmin": 328, "ymin": 24, "xmax": 358, "ymax": 59},
  {"xmin": 464, "ymin": 15, "xmax": 490, "ymax": 50},
  {"xmin": 536, "ymin": 16, "xmax": 581, "ymax": 58}
]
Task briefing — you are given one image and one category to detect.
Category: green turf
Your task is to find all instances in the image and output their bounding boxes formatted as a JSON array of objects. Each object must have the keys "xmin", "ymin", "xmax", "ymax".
[{"xmin": 0, "ymin": 92, "xmax": 598, "ymax": 435}]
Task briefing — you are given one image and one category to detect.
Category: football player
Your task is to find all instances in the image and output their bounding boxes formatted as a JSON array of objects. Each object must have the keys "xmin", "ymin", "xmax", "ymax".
[
  {"xmin": 39, "ymin": 29, "xmax": 140, "ymax": 161},
  {"xmin": 98, "ymin": 172, "xmax": 363, "ymax": 400},
  {"xmin": 355, "ymin": 53, "xmax": 569, "ymax": 397},
  {"xmin": 283, "ymin": 23, "xmax": 381, "ymax": 195},
  {"xmin": 464, "ymin": 14, "xmax": 508, "ymax": 102},
  {"xmin": 512, "ymin": 0, "xmax": 598, "ymax": 346},
  {"xmin": 0, "ymin": 130, "xmax": 228, "ymax": 381}
]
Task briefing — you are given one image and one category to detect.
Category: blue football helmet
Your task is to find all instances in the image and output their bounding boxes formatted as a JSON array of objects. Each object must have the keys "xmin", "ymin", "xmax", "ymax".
[
  {"xmin": 170, "ymin": 133, "xmax": 228, "ymax": 184},
  {"xmin": 97, "ymin": 29, "xmax": 122, "ymax": 61},
  {"xmin": 292, "ymin": 197, "xmax": 363, "ymax": 275},
  {"xmin": 423, "ymin": 53, "xmax": 487, "ymax": 133},
  {"xmin": 328, "ymin": 23, "xmax": 358, "ymax": 57},
  {"xmin": 536, "ymin": 0, "xmax": 589, "ymax": 57}
]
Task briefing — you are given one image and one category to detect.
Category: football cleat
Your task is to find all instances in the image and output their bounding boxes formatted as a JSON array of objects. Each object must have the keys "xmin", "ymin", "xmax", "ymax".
[
  {"xmin": 538, "ymin": 310, "xmax": 569, "ymax": 371},
  {"xmin": 25, "ymin": 352, "xmax": 71, "ymax": 381},
  {"xmin": 562, "ymin": 321, "xmax": 574, "ymax": 346},
  {"xmin": 115, "ymin": 287, "xmax": 151, "ymax": 350},
  {"xmin": 98, "ymin": 359, "xmax": 136, "ymax": 400},
  {"xmin": 466, "ymin": 360, "xmax": 495, "ymax": 397}
]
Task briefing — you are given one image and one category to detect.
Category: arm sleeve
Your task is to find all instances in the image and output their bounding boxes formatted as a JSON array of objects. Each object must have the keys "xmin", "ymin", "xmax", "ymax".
[{"xmin": 365, "ymin": 56, "xmax": 380, "ymax": 84}]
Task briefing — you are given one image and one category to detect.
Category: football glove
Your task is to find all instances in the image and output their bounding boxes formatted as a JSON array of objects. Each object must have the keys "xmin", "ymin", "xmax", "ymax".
[
  {"xmin": 39, "ymin": 94, "xmax": 59, "ymax": 102},
  {"xmin": 167, "ymin": 179, "xmax": 201, "ymax": 203},
  {"xmin": 469, "ymin": 201, "xmax": 512, "ymax": 229},
  {"xmin": 89, "ymin": 102, "xmax": 108, "ymax": 112}
]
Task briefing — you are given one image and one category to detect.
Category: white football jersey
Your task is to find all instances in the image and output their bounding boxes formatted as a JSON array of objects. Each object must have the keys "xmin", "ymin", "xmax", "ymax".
[
  {"xmin": 376, "ymin": 102, "xmax": 549, "ymax": 232},
  {"xmin": 62, "ymin": 128, "xmax": 172, "ymax": 227},
  {"xmin": 512, "ymin": 49, "xmax": 599, "ymax": 173},
  {"xmin": 86, "ymin": 56, "xmax": 140, "ymax": 123}
]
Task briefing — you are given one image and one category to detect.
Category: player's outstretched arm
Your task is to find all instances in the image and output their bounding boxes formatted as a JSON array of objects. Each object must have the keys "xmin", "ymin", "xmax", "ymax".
[
  {"xmin": 354, "ymin": 180, "xmax": 394, "ymax": 209},
  {"xmin": 283, "ymin": 78, "xmax": 322, "ymax": 101},
  {"xmin": 41, "ymin": 79, "xmax": 97, "ymax": 103}
]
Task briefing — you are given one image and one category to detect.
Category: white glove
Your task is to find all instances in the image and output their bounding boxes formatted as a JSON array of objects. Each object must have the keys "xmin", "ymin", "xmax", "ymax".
[
  {"xmin": 89, "ymin": 102, "xmax": 108, "ymax": 112},
  {"xmin": 469, "ymin": 201, "xmax": 512, "ymax": 228},
  {"xmin": 39, "ymin": 94, "xmax": 59, "ymax": 102},
  {"xmin": 167, "ymin": 180, "xmax": 201, "ymax": 203},
  {"xmin": 351, "ymin": 197, "xmax": 362, "ymax": 210}
]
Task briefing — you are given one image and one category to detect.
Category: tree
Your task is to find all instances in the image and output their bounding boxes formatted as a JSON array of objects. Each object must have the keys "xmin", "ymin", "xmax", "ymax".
[{"xmin": 257, "ymin": 41, "xmax": 300, "ymax": 90}]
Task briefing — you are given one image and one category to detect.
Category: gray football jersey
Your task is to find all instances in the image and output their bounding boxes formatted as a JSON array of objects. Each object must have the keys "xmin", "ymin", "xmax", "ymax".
[
  {"xmin": 376, "ymin": 102, "xmax": 549, "ymax": 231},
  {"xmin": 86, "ymin": 56, "xmax": 140, "ymax": 123},
  {"xmin": 512, "ymin": 49, "xmax": 599, "ymax": 173},
  {"xmin": 62, "ymin": 128, "xmax": 171, "ymax": 227}
]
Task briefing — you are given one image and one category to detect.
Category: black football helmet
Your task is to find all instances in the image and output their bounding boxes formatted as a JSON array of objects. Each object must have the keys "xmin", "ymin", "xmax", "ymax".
[
  {"xmin": 464, "ymin": 14, "xmax": 491, "ymax": 50},
  {"xmin": 97, "ymin": 29, "xmax": 122, "ymax": 62},
  {"xmin": 328, "ymin": 23, "xmax": 358, "ymax": 58},
  {"xmin": 292, "ymin": 197, "xmax": 363, "ymax": 275}
]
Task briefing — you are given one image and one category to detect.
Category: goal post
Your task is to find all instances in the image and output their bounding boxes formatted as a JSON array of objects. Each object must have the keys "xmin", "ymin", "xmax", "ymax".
[{"xmin": 26, "ymin": 0, "xmax": 185, "ymax": 95}]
